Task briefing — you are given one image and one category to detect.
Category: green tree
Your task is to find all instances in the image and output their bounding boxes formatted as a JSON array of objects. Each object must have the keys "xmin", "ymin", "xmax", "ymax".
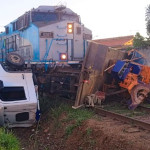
[
  {"xmin": 133, "ymin": 32, "xmax": 149, "ymax": 48},
  {"xmin": 146, "ymin": 5, "xmax": 150, "ymax": 36}
]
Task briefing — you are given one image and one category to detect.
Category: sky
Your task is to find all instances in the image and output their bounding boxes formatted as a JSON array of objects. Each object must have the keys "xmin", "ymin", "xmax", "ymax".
[{"xmin": 0, "ymin": 0, "xmax": 150, "ymax": 39}]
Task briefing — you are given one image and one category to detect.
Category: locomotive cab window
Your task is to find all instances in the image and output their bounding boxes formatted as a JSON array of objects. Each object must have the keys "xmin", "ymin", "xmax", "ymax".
[
  {"xmin": 32, "ymin": 12, "xmax": 58, "ymax": 22},
  {"xmin": 5, "ymin": 27, "xmax": 9, "ymax": 34},
  {"xmin": 0, "ymin": 87, "xmax": 26, "ymax": 101},
  {"xmin": 13, "ymin": 22, "xmax": 17, "ymax": 31}
]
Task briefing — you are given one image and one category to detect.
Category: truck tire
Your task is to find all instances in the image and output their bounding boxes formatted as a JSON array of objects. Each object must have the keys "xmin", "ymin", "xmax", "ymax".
[
  {"xmin": 6, "ymin": 53, "xmax": 25, "ymax": 68},
  {"xmin": 129, "ymin": 84, "xmax": 150, "ymax": 109}
]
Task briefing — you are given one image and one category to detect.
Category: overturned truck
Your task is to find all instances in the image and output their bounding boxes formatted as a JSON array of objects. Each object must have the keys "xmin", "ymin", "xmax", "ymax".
[
  {"xmin": 74, "ymin": 41, "xmax": 150, "ymax": 109},
  {"xmin": 0, "ymin": 62, "xmax": 39, "ymax": 128}
]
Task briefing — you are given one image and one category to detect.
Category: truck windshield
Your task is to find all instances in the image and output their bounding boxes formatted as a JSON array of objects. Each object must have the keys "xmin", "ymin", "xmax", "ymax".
[{"xmin": 0, "ymin": 87, "xmax": 26, "ymax": 101}]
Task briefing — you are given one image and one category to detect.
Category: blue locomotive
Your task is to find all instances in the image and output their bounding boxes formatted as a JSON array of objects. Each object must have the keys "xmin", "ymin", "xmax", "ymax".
[
  {"xmin": 0, "ymin": 5, "xmax": 92, "ymax": 97},
  {"xmin": 0, "ymin": 5, "xmax": 92, "ymax": 65}
]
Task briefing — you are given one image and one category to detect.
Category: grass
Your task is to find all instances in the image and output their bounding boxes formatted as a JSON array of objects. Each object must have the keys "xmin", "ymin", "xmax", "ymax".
[
  {"xmin": 85, "ymin": 128, "xmax": 96, "ymax": 150},
  {"xmin": 141, "ymin": 103, "xmax": 150, "ymax": 108},
  {"xmin": 51, "ymin": 104, "xmax": 94, "ymax": 136},
  {"xmin": 0, "ymin": 128, "xmax": 20, "ymax": 150},
  {"xmin": 65, "ymin": 124, "xmax": 77, "ymax": 136},
  {"xmin": 103, "ymin": 102, "xmax": 147, "ymax": 117},
  {"xmin": 39, "ymin": 95, "xmax": 74, "ymax": 113},
  {"xmin": 126, "ymin": 111, "xmax": 146, "ymax": 117},
  {"xmin": 86, "ymin": 128, "xmax": 93, "ymax": 136},
  {"xmin": 39, "ymin": 95, "xmax": 62, "ymax": 113},
  {"xmin": 104, "ymin": 102, "xmax": 131, "ymax": 114},
  {"xmin": 65, "ymin": 106, "xmax": 94, "ymax": 136}
]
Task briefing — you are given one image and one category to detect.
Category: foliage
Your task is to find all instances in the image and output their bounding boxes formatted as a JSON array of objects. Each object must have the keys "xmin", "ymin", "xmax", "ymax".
[
  {"xmin": 51, "ymin": 104, "xmax": 93, "ymax": 122},
  {"xmin": 39, "ymin": 95, "xmax": 74, "ymax": 113},
  {"xmin": 0, "ymin": 128, "xmax": 20, "ymax": 150},
  {"xmin": 86, "ymin": 128, "xmax": 93, "ymax": 136},
  {"xmin": 146, "ymin": 5, "xmax": 150, "ymax": 36},
  {"xmin": 133, "ymin": 32, "xmax": 150, "ymax": 49},
  {"xmin": 39, "ymin": 95, "xmax": 63, "ymax": 113},
  {"xmin": 134, "ymin": 3, "xmax": 150, "ymax": 47},
  {"xmin": 65, "ymin": 107, "xmax": 93, "ymax": 136},
  {"xmin": 65, "ymin": 124, "xmax": 77, "ymax": 136},
  {"xmin": 51, "ymin": 104, "xmax": 94, "ymax": 136}
]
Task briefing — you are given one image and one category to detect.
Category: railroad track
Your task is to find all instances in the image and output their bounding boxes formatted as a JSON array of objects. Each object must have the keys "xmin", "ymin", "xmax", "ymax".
[
  {"xmin": 94, "ymin": 106, "xmax": 150, "ymax": 131},
  {"xmin": 138, "ymin": 105, "xmax": 150, "ymax": 113}
]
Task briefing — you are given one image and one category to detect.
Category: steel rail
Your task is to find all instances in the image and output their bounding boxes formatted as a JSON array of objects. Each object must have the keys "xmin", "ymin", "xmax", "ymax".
[
  {"xmin": 138, "ymin": 106, "xmax": 150, "ymax": 113},
  {"xmin": 94, "ymin": 107, "xmax": 150, "ymax": 131}
]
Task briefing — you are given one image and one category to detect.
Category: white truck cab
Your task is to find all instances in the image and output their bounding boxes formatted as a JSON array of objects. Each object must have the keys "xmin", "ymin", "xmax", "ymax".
[{"xmin": 0, "ymin": 63, "xmax": 38, "ymax": 127}]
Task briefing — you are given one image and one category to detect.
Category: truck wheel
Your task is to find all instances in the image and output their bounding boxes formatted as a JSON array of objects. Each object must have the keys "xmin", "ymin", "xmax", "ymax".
[
  {"xmin": 6, "ymin": 53, "xmax": 25, "ymax": 68},
  {"xmin": 130, "ymin": 84, "xmax": 150, "ymax": 109}
]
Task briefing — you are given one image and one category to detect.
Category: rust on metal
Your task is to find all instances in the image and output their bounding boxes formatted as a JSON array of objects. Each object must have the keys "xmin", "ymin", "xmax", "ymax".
[{"xmin": 74, "ymin": 41, "xmax": 126, "ymax": 107}]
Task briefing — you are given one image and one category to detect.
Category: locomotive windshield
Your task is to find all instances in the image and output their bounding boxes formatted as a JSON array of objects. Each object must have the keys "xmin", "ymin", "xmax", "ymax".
[
  {"xmin": 32, "ymin": 12, "xmax": 58, "ymax": 22},
  {"xmin": 10, "ymin": 6, "xmax": 81, "ymax": 31},
  {"xmin": 31, "ymin": 11, "xmax": 80, "ymax": 23}
]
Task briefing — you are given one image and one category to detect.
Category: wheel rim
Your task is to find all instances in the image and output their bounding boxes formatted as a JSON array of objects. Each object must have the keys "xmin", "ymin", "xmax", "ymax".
[
  {"xmin": 135, "ymin": 89, "xmax": 147, "ymax": 103},
  {"xmin": 131, "ymin": 85, "xmax": 150, "ymax": 106},
  {"xmin": 10, "ymin": 55, "xmax": 21, "ymax": 64}
]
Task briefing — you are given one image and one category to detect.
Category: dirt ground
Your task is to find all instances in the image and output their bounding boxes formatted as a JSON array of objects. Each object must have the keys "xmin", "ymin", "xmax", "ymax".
[{"xmin": 14, "ymin": 110, "xmax": 150, "ymax": 150}]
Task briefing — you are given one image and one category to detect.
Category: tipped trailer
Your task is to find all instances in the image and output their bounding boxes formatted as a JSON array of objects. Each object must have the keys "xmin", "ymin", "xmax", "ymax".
[
  {"xmin": 74, "ymin": 41, "xmax": 127, "ymax": 108},
  {"xmin": 73, "ymin": 41, "xmax": 140, "ymax": 108},
  {"xmin": 74, "ymin": 41, "xmax": 150, "ymax": 110}
]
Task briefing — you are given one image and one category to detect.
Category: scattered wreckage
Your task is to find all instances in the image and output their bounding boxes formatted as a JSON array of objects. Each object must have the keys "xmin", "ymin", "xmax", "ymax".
[
  {"xmin": 0, "ymin": 40, "xmax": 149, "ymax": 128},
  {"xmin": 74, "ymin": 41, "xmax": 150, "ymax": 110},
  {"xmin": 112, "ymin": 60, "xmax": 150, "ymax": 109}
]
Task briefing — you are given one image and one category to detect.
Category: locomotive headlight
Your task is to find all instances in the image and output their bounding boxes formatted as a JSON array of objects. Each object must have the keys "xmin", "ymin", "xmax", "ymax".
[
  {"xmin": 60, "ymin": 53, "xmax": 67, "ymax": 60},
  {"xmin": 68, "ymin": 24, "xmax": 72, "ymax": 28},
  {"xmin": 68, "ymin": 28, "xmax": 73, "ymax": 33},
  {"xmin": 67, "ymin": 23, "xmax": 73, "ymax": 34}
]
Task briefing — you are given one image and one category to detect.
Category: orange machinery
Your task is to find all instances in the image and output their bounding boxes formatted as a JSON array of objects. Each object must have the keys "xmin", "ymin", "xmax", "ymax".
[{"xmin": 112, "ymin": 61, "xmax": 150, "ymax": 109}]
